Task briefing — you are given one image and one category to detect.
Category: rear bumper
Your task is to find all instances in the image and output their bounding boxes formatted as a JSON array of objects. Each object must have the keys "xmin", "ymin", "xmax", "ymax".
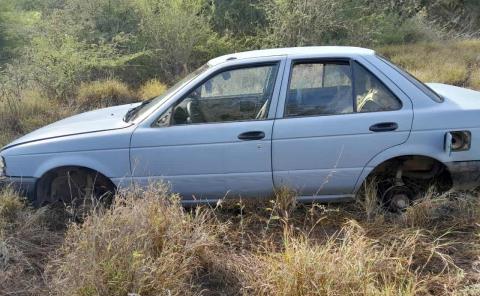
[
  {"xmin": 0, "ymin": 176, "xmax": 36, "ymax": 200},
  {"xmin": 446, "ymin": 161, "xmax": 480, "ymax": 190}
]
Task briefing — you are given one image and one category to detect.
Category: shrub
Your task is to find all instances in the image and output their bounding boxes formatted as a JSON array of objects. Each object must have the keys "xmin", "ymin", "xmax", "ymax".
[
  {"xmin": 138, "ymin": 79, "xmax": 168, "ymax": 100},
  {"xmin": 77, "ymin": 79, "xmax": 138, "ymax": 109},
  {"xmin": 47, "ymin": 184, "xmax": 224, "ymax": 296}
]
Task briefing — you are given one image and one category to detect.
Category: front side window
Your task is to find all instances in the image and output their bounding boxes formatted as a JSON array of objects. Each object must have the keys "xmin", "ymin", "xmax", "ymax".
[
  {"xmin": 164, "ymin": 64, "xmax": 279, "ymax": 126},
  {"xmin": 286, "ymin": 62, "xmax": 353, "ymax": 117}
]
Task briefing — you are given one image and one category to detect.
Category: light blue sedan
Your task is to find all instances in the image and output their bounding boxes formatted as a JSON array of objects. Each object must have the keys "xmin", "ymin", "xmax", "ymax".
[{"xmin": 1, "ymin": 47, "xmax": 480, "ymax": 210}]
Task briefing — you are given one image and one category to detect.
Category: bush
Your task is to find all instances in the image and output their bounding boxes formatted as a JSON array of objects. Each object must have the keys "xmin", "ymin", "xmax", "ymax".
[
  {"xmin": 47, "ymin": 184, "xmax": 224, "ymax": 296},
  {"xmin": 77, "ymin": 79, "xmax": 138, "ymax": 109},
  {"xmin": 138, "ymin": 79, "xmax": 168, "ymax": 100}
]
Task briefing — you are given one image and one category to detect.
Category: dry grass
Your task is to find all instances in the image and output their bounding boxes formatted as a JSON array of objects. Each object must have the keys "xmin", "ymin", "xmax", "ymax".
[
  {"xmin": 0, "ymin": 188, "xmax": 63, "ymax": 296},
  {"xmin": 46, "ymin": 184, "xmax": 225, "ymax": 296},
  {"xmin": 214, "ymin": 186, "xmax": 479, "ymax": 295},
  {"xmin": 471, "ymin": 67, "xmax": 480, "ymax": 90},
  {"xmin": 137, "ymin": 79, "xmax": 168, "ymax": 100},
  {"xmin": 378, "ymin": 40, "xmax": 480, "ymax": 90},
  {"xmin": 77, "ymin": 79, "xmax": 138, "ymax": 109},
  {"xmin": 242, "ymin": 223, "xmax": 435, "ymax": 296},
  {"xmin": 0, "ymin": 89, "xmax": 70, "ymax": 146},
  {"xmin": 0, "ymin": 184, "xmax": 479, "ymax": 295}
]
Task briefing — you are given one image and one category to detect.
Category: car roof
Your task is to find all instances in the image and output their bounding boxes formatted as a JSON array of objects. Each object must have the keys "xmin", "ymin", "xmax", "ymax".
[{"xmin": 208, "ymin": 46, "xmax": 376, "ymax": 65}]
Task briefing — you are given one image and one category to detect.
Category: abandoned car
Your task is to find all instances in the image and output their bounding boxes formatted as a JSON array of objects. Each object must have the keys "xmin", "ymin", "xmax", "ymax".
[{"xmin": 1, "ymin": 46, "xmax": 480, "ymax": 211}]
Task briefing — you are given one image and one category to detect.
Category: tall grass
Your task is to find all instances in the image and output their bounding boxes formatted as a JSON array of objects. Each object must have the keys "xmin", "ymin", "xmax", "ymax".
[
  {"xmin": 242, "ymin": 222, "xmax": 430, "ymax": 296},
  {"xmin": 46, "ymin": 184, "xmax": 225, "ymax": 296},
  {"xmin": 378, "ymin": 40, "xmax": 480, "ymax": 91},
  {"xmin": 0, "ymin": 188, "xmax": 63, "ymax": 295},
  {"xmin": 0, "ymin": 184, "xmax": 479, "ymax": 295}
]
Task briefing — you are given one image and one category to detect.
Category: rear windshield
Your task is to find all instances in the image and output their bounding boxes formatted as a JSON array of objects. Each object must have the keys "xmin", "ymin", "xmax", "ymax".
[{"xmin": 377, "ymin": 55, "xmax": 444, "ymax": 103}]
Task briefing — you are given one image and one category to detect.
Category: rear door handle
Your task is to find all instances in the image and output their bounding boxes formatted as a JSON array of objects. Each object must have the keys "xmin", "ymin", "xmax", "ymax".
[
  {"xmin": 238, "ymin": 131, "xmax": 265, "ymax": 141},
  {"xmin": 369, "ymin": 122, "xmax": 398, "ymax": 132}
]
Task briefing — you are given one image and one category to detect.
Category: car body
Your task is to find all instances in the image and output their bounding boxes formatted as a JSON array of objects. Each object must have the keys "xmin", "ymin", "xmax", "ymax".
[{"xmin": 1, "ymin": 46, "xmax": 480, "ymax": 208}]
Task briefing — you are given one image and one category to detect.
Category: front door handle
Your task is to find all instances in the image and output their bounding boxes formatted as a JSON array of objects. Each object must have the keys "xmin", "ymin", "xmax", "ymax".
[
  {"xmin": 369, "ymin": 122, "xmax": 398, "ymax": 132},
  {"xmin": 238, "ymin": 131, "xmax": 265, "ymax": 141}
]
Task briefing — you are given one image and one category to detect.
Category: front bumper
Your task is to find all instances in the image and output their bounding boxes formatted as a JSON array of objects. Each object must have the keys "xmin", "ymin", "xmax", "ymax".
[
  {"xmin": 0, "ymin": 176, "xmax": 37, "ymax": 200},
  {"xmin": 446, "ymin": 161, "xmax": 480, "ymax": 190}
]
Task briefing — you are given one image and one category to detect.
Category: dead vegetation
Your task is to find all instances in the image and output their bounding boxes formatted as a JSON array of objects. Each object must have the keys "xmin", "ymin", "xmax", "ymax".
[
  {"xmin": 0, "ymin": 188, "xmax": 63, "ymax": 295},
  {"xmin": 1, "ymin": 182, "xmax": 478, "ymax": 296}
]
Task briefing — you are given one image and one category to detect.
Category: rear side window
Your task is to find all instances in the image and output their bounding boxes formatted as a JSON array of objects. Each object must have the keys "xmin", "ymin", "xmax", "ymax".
[
  {"xmin": 285, "ymin": 60, "xmax": 402, "ymax": 118},
  {"xmin": 353, "ymin": 61, "xmax": 402, "ymax": 113},
  {"xmin": 286, "ymin": 62, "xmax": 353, "ymax": 117}
]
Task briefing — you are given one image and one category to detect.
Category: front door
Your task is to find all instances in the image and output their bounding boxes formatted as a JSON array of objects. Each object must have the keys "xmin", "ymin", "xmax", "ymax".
[
  {"xmin": 272, "ymin": 58, "xmax": 413, "ymax": 198},
  {"xmin": 130, "ymin": 61, "xmax": 284, "ymax": 201}
]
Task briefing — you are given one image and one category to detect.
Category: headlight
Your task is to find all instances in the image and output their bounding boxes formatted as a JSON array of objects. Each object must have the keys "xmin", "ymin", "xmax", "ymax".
[{"xmin": 0, "ymin": 156, "xmax": 6, "ymax": 177}]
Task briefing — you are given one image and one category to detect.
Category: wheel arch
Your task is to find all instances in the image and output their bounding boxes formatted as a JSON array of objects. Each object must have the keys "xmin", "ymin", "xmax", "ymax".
[
  {"xmin": 354, "ymin": 152, "xmax": 452, "ymax": 193},
  {"xmin": 34, "ymin": 165, "xmax": 117, "ymax": 206}
]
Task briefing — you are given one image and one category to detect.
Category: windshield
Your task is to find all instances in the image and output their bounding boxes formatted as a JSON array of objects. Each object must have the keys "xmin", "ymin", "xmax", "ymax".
[
  {"xmin": 128, "ymin": 64, "xmax": 210, "ymax": 121},
  {"xmin": 377, "ymin": 55, "xmax": 444, "ymax": 103}
]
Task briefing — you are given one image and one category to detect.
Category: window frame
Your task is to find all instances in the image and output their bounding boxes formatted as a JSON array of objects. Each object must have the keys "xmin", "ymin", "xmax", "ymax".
[
  {"xmin": 153, "ymin": 61, "xmax": 281, "ymax": 127},
  {"xmin": 282, "ymin": 58, "xmax": 403, "ymax": 119}
]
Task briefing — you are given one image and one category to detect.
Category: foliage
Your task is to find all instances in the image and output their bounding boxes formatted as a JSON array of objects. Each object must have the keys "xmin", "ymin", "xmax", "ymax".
[
  {"xmin": 131, "ymin": 0, "xmax": 233, "ymax": 84},
  {"xmin": 77, "ymin": 79, "xmax": 137, "ymax": 109},
  {"xmin": 138, "ymin": 79, "xmax": 168, "ymax": 100},
  {"xmin": 262, "ymin": 0, "xmax": 440, "ymax": 47}
]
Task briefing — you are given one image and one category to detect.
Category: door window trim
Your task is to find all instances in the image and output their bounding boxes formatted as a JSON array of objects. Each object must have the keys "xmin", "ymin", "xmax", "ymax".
[
  {"xmin": 282, "ymin": 58, "xmax": 403, "ymax": 119},
  {"xmin": 152, "ymin": 61, "xmax": 282, "ymax": 127}
]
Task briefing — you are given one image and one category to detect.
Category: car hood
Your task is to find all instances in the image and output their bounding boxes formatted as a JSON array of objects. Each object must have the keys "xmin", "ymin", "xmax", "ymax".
[
  {"xmin": 427, "ymin": 83, "xmax": 480, "ymax": 109},
  {"xmin": 3, "ymin": 103, "xmax": 139, "ymax": 150}
]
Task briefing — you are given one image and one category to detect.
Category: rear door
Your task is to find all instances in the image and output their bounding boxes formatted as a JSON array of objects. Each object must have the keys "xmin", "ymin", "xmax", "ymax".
[{"xmin": 272, "ymin": 57, "xmax": 413, "ymax": 197}]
